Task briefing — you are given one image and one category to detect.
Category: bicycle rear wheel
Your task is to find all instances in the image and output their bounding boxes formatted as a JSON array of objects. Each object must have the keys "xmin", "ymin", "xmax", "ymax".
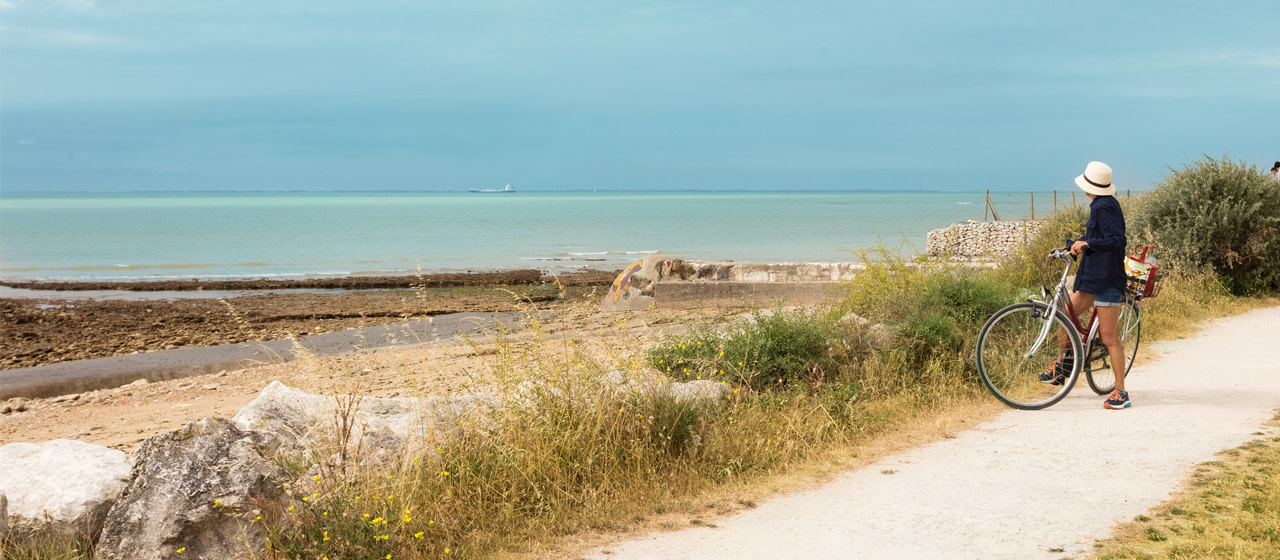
[
  {"xmin": 1085, "ymin": 300, "xmax": 1141, "ymax": 394},
  {"xmin": 976, "ymin": 302, "xmax": 1083, "ymax": 410}
]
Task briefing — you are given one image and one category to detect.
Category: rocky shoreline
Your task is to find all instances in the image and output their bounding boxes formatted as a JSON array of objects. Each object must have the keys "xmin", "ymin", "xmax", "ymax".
[
  {"xmin": 0, "ymin": 268, "xmax": 614, "ymax": 292},
  {"xmin": 1, "ymin": 269, "xmax": 618, "ymax": 371}
]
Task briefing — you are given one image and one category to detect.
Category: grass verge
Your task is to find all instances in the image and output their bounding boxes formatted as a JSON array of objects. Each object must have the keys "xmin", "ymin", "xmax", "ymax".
[{"xmin": 1086, "ymin": 411, "xmax": 1280, "ymax": 560}]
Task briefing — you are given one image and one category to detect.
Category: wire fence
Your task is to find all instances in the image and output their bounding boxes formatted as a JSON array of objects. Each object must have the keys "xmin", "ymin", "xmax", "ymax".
[{"xmin": 983, "ymin": 189, "xmax": 1135, "ymax": 222}]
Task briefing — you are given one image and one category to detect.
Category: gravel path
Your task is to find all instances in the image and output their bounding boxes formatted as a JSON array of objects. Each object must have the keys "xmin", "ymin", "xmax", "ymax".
[{"xmin": 588, "ymin": 305, "xmax": 1280, "ymax": 560}]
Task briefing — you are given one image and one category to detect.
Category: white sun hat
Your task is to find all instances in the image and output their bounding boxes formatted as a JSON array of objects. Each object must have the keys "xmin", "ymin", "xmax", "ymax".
[{"xmin": 1075, "ymin": 161, "xmax": 1117, "ymax": 196}]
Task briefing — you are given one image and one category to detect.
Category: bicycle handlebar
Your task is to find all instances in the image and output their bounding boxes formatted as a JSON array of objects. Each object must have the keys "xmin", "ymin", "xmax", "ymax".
[{"xmin": 1047, "ymin": 247, "xmax": 1077, "ymax": 262}]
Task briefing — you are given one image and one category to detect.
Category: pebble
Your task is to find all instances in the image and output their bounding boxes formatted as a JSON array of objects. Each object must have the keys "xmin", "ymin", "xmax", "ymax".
[{"xmin": 202, "ymin": 384, "xmax": 220, "ymax": 391}]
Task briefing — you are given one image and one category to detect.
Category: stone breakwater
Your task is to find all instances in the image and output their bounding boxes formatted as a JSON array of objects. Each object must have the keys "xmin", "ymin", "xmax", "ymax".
[{"xmin": 925, "ymin": 220, "xmax": 1045, "ymax": 258}]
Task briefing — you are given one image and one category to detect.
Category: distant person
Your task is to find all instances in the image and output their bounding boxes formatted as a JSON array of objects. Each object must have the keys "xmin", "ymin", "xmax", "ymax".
[
  {"xmin": 1271, "ymin": 161, "xmax": 1279, "ymax": 180},
  {"xmin": 1041, "ymin": 161, "xmax": 1131, "ymax": 409}
]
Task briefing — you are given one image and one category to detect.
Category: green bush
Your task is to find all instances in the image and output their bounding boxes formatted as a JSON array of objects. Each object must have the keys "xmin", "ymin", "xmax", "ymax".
[
  {"xmin": 1129, "ymin": 154, "xmax": 1280, "ymax": 295},
  {"xmin": 647, "ymin": 307, "xmax": 841, "ymax": 389},
  {"xmin": 839, "ymin": 249, "xmax": 1018, "ymax": 359}
]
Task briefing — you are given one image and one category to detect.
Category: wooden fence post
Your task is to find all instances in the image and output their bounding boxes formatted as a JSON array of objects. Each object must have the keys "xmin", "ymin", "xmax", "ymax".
[
  {"xmin": 985, "ymin": 190, "xmax": 1001, "ymax": 221},
  {"xmin": 1030, "ymin": 192, "xmax": 1035, "ymax": 220},
  {"xmin": 1053, "ymin": 190, "xmax": 1057, "ymax": 213}
]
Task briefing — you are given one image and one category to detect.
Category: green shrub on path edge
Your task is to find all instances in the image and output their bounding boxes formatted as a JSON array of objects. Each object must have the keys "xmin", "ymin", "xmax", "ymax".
[{"xmin": 1129, "ymin": 154, "xmax": 1280, "ymax": 295}]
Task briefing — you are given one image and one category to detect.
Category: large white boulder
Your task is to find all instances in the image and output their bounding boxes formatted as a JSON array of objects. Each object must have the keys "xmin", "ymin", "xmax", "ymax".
[
  {"xmin": 0, "ymin": 439, "xmax": 132, "ymax": 538},
  {"xmin": 97, "ymin": 417, "xmax": 286, "ymax": 560},
  {"xmin": 232, "ymin": 381, "xmax": 498, "ymax": 458}
]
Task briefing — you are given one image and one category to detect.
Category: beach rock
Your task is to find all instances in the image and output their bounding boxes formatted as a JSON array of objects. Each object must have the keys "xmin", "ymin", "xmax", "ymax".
[
  {"xmin": 866, "ymin": 323, "xmax": 897, "ymax": 351},
  {"xmin": 599, "ymin": 254, "xmax": 676, "ymax": 311},
  {"xmin": 0, "ymin": 439, "xmax": 132, "ymax": 538},
  {"xmin": 837, "ymin": 313, "xmax": 872, "ymax": 330},
  {"xmin": 96, "ymin": 417, "xmax": 286, "ymax": 560},
  {"xmin": 603, "ymin": 370, "xmax": 731, "ymax": 403},
  {"xmin": 232, "ymin": 381, "xmax": 498, "ymax": 458},
  {"xmin": 0, "ymin": 492, "xmax": 8, "ymax": 541},
  {"xmin": 835, "ymin": 314, "xmax": 897, "ymax": 352},
  {"xmin": 659, "ymin": 379, "xmax": 732, "ymax": 402}
]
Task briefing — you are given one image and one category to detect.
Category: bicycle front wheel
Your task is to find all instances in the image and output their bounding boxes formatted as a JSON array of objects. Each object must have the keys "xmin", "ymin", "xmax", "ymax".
[
  {"xmin": 976, "ymin": 302, "xmax": 1083, "ymax": 410},
  {"xmin": 1085, "ymin": 300, "xmax": 1141, "ymax": 395}
]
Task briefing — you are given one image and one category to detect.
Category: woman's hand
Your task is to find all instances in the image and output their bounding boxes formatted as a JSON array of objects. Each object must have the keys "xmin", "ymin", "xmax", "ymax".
[{"xmin": 1070, "ymin": 240, "xmax": 1090, "ymax": 256}]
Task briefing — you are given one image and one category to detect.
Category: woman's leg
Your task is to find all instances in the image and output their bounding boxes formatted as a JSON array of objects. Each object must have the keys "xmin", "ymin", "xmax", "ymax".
[
  {"xmin": 1057, "ymin": 291, "xmax": 1094, "ymax": 358},
  {"xmin": 1095, "ymin": 305, "xmax": 1125, "ymax": 392}
]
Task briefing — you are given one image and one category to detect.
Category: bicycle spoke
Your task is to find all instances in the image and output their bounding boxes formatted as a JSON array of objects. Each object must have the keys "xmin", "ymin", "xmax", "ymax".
[{"xmin": 977, "ymin": 303, "xmax": 1081, "ymax": 410}]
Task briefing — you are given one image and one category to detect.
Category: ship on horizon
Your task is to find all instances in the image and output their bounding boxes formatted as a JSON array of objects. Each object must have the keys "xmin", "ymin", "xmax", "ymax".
[{"xmin": 469, "ymin": 184, "xmax": 516, "ymax": 193}]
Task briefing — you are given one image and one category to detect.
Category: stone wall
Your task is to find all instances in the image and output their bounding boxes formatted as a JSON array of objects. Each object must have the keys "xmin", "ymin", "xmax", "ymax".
[{"xmin": 925, "ymin": 220, "xmax": 1045, "ymax": 258}]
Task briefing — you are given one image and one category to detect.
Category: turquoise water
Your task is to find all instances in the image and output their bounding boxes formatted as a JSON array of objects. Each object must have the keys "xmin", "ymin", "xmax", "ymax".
[{"xmin": 0, "ymin": 191, "xmax": 1038, "ymax": 281}]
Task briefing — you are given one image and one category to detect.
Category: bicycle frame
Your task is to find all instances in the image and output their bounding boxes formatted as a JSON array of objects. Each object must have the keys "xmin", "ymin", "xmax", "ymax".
[{"xmin": 1023, "ymin": 250, "xmax": 1102, "ymax": 357}]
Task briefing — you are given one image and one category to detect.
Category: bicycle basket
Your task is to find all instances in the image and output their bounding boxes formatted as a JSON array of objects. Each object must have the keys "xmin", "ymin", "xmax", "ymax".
[{"xmin": 1125, "ymin": 245, "xmax": 1160, "ymax": 298}]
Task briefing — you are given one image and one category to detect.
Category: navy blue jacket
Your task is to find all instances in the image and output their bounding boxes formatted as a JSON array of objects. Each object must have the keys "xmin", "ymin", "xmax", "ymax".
[{"xmin": 1073, "ymin": 195, "xmax": 1128, "ymax": 295}]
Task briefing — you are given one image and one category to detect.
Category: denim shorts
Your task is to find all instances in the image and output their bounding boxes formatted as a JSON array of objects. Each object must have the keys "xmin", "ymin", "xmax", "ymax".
[{"xmin": 1091, "ymin": 285, "xmax": 1124, "ymax": 307}]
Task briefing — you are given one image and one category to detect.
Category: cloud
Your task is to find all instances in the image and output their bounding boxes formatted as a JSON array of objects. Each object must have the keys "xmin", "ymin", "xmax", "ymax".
[
  {"xmin": 0, "ymin": 1, "xmax": 16, "ymax": 11},
  {"xmin": 1195, "ymin": 50, "xmax": 1280, "ymax": 68},
  {"xmin": 18, "ymin": 138, "xmax": 37, "ymax": 145},
  {"xmin": 58, "ymin": 0, "xmax": 94, "ymax": 10},
  {"xmin": 6, "ymin": 27, "xmax": 126, "ymax": 47},
  {"xmin": 46, "ymin": 29, "xmax": 108, "ymax": 44}
]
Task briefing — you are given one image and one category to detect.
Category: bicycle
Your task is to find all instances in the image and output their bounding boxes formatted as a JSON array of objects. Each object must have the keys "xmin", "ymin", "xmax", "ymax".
[{"xmin": 975, "ymin": 246, "xmax": 1142, "ymax": 410}]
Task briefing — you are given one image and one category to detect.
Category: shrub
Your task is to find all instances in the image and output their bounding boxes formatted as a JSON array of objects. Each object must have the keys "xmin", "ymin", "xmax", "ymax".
[
  {"xmin": 838, "ymin": 248, "xmax": 1018, "ymax": 359},
  {"xmin": 1128, "ymin": 154, "xmax": 1280, "ymax": 295},
  {"xmin": 647, "ymin": 307, "xmax": 842, "ymax": 389}
]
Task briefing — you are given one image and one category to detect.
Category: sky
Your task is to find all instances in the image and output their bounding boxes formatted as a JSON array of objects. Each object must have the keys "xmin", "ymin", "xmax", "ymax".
[{"xmin": 1, "ymin": 0, "xmax": 1277, "ymax": 192}]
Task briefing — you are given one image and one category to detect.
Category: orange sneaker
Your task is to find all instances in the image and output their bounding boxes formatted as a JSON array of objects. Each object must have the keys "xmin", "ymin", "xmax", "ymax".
[{"xmin": 1104, "ymin": 389, "xmax": 1131, "ymax": 409}]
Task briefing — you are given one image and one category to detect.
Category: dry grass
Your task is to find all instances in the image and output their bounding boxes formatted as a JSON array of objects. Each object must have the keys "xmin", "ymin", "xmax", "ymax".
[
  {"xmin": 1086, "ymin": 412, "xmax": 1280, "ymax": 560},
  {"xmin": 253, "ymin": 290, "xmax": 1011, "ymax": 560}
]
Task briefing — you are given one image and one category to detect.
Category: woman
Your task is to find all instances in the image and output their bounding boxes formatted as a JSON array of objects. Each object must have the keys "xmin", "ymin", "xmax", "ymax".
[{"xmin": 1042, "ymin": 161, "xmax": 1131, "ymax": 409}]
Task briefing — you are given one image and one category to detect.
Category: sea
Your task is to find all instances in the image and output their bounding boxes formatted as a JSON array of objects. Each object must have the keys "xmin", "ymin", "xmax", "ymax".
[{"xmin": 0, "ymin": 191, "xmax": 1041, "ymax": 282}]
